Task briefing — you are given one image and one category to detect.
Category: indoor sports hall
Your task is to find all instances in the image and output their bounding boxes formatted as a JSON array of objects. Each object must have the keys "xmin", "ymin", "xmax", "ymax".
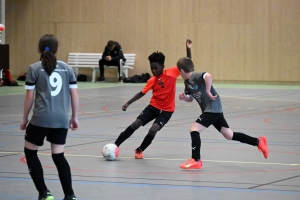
[{"xmin": 1, "ymin": 1, "xmax": 300, "ymax": 200}]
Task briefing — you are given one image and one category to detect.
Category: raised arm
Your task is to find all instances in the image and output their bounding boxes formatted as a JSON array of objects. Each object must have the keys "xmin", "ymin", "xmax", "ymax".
[{"xmin": 186, "ymin": 39, "xmax": 192, "ymax": 59}]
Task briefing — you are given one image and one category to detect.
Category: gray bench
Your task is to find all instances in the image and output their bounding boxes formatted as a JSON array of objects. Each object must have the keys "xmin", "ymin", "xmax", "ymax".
[{"xmin": 67, "ymin": 53, "xmax": 135, "ymax": 82}]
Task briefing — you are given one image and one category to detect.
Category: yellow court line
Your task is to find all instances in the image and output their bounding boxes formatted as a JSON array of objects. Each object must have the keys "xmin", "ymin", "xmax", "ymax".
[
  {"xmin": 2, "ymin": 151, "xmax": 299, "ymax": 166},
  {"xmin": 221, "ymin": 95, "xmax": 300, "ymax": 103}
]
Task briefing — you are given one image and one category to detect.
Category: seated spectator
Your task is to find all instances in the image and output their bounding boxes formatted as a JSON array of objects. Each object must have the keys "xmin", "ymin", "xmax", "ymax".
[{"xmin": 98, "ymin": 40, "xmax": 126, "ymax": 82}]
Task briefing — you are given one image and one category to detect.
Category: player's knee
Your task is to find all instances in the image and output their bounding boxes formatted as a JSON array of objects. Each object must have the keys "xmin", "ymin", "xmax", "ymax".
[
  {"xmin": 52, "ymin": 152, "xmax": 68, "ymax": 166},
  {"xmin": 224, "ymin": 135, "xmax": 232, "ymax": 140},
  {"xmin": 131, "ymin": 119, "xmax": 143, "ymax": 130},
  {"xmin": 148, "ymin": 128, "xmax": 157, "ymax": 137}
]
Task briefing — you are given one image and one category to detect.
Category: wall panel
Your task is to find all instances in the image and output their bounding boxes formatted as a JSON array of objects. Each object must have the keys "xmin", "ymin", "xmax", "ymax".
[{"xmin": 5, "ymin": 0, "xmax": 300, "ymax": 83}]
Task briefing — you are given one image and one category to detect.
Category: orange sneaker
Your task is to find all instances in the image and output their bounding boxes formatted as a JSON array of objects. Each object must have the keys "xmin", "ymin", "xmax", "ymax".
[
  {"xmin": 180, "ymin": 158, "xmax": 202, "ymax": 169},
  {"xmin": 258, "ymin": 136, "xmax": 268, "ymax": 159},
  {"xmin": 135, "ymin": 148, "xmax": 144, "ymax": 159}
]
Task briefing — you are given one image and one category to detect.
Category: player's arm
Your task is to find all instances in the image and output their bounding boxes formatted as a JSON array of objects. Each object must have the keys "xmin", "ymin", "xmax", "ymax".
[
  {"xmin": 122, "ymin": 91, "xmax": 145, "ymax": 111},
  {"xmin": 186, "ymin": 39, "xmax": 192, "ymax": 59},
  {"xmin": 70, "ymin": 88, "xmax": 79, "ymax": 130},
  {"xmin": 179, "ymin": 93, "xmax": 193, "ymax": 102},
  {"xmin": 102, "ymin": 47, "xmax": 109, "ymax": 59},
  {"xmin": 203, "ymin": 73, "xmax": 218, "ymax": 100},
  {"xmin": 20, "ymin": 90, "xmax": 34, "ymax": 130}
]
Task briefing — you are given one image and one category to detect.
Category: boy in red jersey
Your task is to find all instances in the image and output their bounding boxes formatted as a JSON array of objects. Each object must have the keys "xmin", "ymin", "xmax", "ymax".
[{"xmin": 114, "ymin": 40, "xmax": 192, "ymax": 159}]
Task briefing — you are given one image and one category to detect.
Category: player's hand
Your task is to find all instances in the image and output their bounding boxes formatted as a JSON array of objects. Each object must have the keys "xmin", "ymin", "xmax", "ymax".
[
  {"xmin": 122, "ymin": 103, "xmax": 129, "ymax": 111},
  {"xmin": 20, "ymin": 119, "xmax": 28, "ymax": 130},
  {"xmin": 69, "ymin": 118, "xmax": 79, "ymax": 130},
  {"xmin": 179, "ymin": 93, "xmax": 191, "ymax": 101},
  {"xmin": 206, "ymin": 92, "xmax": 218, "ymax": 100},
  {"xmin": 105, "ymin": 56, "xmax": 112, "ymax": 61},
  {"xmin": 186, "ymin": 39, "xmax": 192, "ymax": 49}
]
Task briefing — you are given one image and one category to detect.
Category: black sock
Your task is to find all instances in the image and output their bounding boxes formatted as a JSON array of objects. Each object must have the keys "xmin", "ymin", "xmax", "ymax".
[
  {"xmin": 24, "ymin": 148, "xmax": 47, "ymax": 195},
  {"xmin": 52, "ymin": 153, "xmax": 74, "ymax": 196},
  {"xmin": 115, "ymin": 126, "xmax": 135, "ymax": 147},
  {"xmin": 190, "ymin": 131, "xmax": 201, "ymax": 161},
  {"xmin": 138, "ymin": 134, "xmax": 155, "ymax": 151},
  {"xmin": 232, "ymin": 132, "xmax": 258, "ymax": 146}
]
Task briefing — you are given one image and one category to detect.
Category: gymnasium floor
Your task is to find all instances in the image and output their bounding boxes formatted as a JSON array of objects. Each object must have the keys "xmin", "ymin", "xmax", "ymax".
[{"xmin": 0, "ymin": 81, "xmax": 300, "ymax": 200}]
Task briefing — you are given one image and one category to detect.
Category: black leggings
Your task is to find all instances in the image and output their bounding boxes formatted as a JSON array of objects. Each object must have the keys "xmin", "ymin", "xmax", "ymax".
[{"xmin": 99, "ymin": 59, "xmax": 121, "ymax": 78}]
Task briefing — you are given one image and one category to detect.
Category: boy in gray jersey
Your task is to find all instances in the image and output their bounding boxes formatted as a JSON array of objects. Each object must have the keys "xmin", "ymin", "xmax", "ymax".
[
  {"xmin": 176, "ymin": 46, "xmax": 268, "ymax": 170},
  {"xmin": 20, "ymin": 35, "xmax": 79, "ymax": 200}
]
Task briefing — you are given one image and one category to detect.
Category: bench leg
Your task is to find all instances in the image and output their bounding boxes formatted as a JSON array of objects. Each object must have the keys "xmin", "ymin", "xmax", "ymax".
[
  {"xmin": 123, "ymin": 68, "xmax": 128, "ymax": 78},
  {"xmin": 92, "ymin": 69, "xmax": 96, "ymax": 82}
]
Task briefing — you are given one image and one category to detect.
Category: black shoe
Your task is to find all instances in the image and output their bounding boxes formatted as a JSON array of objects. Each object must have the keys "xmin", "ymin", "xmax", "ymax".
[
  {"xmin": 38, "ymin": 189, "xmax": 54, "ymax": 200},
  {"xmin": 118, "ymin": 77, "xmax": 123, "ymax": 83},
  {"xmin": 63, "ymin": 194, "xmax": 77, "ymax": 200},
  {"xmin": 97, "ymin": 77, "xmax": 105, "ymax": 82}
]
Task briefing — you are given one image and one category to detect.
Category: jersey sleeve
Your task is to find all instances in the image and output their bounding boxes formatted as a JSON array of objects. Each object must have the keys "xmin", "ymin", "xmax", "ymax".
[
  {"xmin": 68, "ymin": 65, "xmax": 78, "ymax": 89},
  {"xmin": 141, "ymin": 77, "xmax": 155, "ymax": 94},
  {"xmin": 25, "ymin": 66, "xmax": 36, "ymax": 90},
  {"xmin": 165, "ymin": 66, "xmax": 180, "ymax": 78}
]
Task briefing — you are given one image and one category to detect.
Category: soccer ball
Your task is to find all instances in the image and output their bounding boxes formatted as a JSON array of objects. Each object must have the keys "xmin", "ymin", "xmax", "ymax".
[{"xmin": 101, "ymin": 143, "xmax": 119, "ymax": 161}]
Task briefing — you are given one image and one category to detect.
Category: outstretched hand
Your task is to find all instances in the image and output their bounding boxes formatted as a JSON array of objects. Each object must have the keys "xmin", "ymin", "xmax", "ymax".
[
  {"xmin": 186, "ymin": 39, "xmax": 192, "ymax": 49},
  {"xmin": 179, "ymin": 93, "xmax": 192, "ymax": 102},
  {"xmin": 122, "ymin": 103, "xmax": 129, "ymax": 111}
]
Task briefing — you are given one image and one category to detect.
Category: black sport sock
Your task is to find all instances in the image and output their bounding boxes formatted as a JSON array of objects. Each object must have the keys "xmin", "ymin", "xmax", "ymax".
[
  {"xmin": 52, "ymin": 153, "xmax": 74, "ymax": 196},
  {"xmin": 232, "ymin": 132, "xmax": 259, "ymax": 146},
  {"xmin": 138, "ymin": 134, "xmax": 155, "ymax": 151},
  {"xmin": 24, "ymin": 148, "xmax": 47, "ymax": 195},
  {"xmin": 190, "ymin": 131, "xmax": 201, "ymax": 161},
  {"xmin": 115, "ymin": 126, "xmax": 135, "ymax": 147}
]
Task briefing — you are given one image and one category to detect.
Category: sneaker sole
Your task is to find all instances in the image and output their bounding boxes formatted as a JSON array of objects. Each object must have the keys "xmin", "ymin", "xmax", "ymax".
[
  {"xmin": 259, "ymin": 136, "xmax": 268, "ymax": 158},
  {"xmin": 180, "ymin": 166, "xmax": 202, "ymax": 169}
]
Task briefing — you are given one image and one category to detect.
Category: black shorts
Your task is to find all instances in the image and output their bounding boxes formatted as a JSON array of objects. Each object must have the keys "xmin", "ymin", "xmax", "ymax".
[
  {"xmin": 137, "ymin": 105, "xmax": 173, "ymax": 130},
  {"xmin": 195, "ymin": 112, "xmax": 229, "ymax": 132},
  {"xmin": 25, "ymin": 123, "xmax": 68, "ymax": 146}
]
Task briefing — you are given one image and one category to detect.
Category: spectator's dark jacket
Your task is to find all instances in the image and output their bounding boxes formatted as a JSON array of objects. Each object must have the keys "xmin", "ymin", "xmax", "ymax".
[{"xmin": 102, "ymin": 41, "xmax": 126, "ymax": 62}]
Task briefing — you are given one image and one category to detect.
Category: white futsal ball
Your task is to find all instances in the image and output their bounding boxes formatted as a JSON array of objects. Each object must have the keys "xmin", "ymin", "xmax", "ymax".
[{"xmin": 101, "ymin": 143, "xmax": 119, "ymax": 161}]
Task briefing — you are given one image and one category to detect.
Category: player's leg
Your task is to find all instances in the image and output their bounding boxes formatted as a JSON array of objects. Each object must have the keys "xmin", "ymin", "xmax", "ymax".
[
  {"xmin": 115, "ymin": 105, "xmax": 156, "ymax": 147},
  {"xmin": 114, "ymin": 118, "xmax": 143, "ymax": 147},
  {"xmin": 214, "ymin": 115, "xmax": 268, "ymax": 158},
  {"xmin": 48, "ymin": 128, "xmax": 77, "ymax": 200},
  {"xmin": 134, "ymin": 123, "xmax": 160, "ymax": 159},
  {"xmin": 24, "ymin": 124, "xmax": 54, "ymax": 200},
  {"xmin": 180, "ymin": 122, "xmax": 206, "ymax": 169},
  {"xmin": 135, "ymin": 108, "xmax": 173, "ymax": 159},
  {"xmin": 180, "ymin": 113, "xmax": 221, "ymax": 169},
  {"xmin": 98, "ymin": 59, "xmax": 105, "ymax": 82}
]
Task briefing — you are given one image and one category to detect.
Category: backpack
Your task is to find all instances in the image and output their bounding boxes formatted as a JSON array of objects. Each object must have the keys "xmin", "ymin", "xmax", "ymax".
[
  {"xmin": 77, "ymin": 74, "xmax": 87, "ymax": 82},
  {"xmin": 123, "ymin": 73, "xmax": 151, "ymax": 83}
]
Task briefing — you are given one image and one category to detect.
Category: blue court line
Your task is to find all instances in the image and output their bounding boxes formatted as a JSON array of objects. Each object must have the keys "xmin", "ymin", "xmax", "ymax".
[
  {"xmin": 0, "ymin": 194, "xmax": 89, "ymax": 200},
  {"xmin": 0, "ymin": 177, "xmax": 299, "ymax": 195}
]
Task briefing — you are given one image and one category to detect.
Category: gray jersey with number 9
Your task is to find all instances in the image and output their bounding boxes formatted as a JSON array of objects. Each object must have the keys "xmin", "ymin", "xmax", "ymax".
[{"xmin": 25, "ymin": 60, "xmax": 77, "ymax": 128}]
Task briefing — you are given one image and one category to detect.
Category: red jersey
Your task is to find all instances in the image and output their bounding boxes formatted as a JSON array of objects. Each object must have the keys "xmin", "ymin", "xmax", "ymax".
[{"xmin": 141, "ymin": 66, "xmax": 180, "ymax": 112}]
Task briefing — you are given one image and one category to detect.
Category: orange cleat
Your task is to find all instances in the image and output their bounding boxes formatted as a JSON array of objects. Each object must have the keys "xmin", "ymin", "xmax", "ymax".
[
  {"xmin": 135, "ymin": 148, "xmax": 144, "ymax": 159},
  {"xmin": 258, "ymin": 136, "xmax": 268, "ymax": 159},
  {"xmin": 180, "ymin": 158, "xmax": 202, "ymax": 169}
]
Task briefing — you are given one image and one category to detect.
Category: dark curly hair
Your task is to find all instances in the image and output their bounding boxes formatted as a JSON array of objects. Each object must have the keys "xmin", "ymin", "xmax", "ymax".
[{"xmin": 148, "ymin": 51, "xmax": 165, "ymax": 65}]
